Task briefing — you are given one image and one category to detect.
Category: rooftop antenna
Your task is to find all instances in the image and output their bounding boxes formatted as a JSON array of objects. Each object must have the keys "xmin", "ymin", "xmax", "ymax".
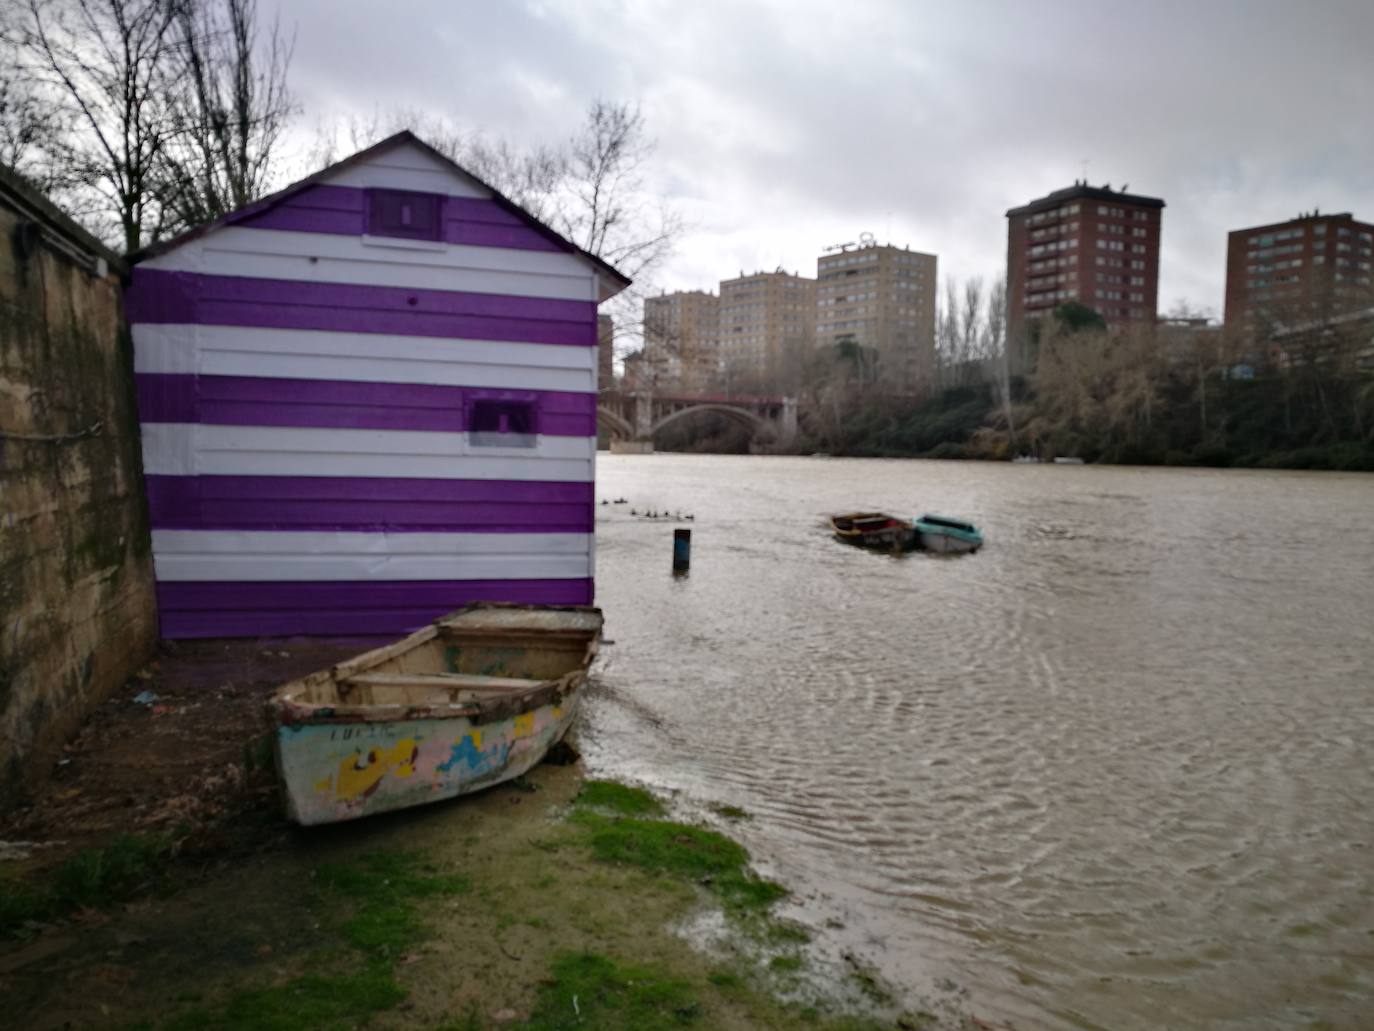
[
  {"xmin": 859, "ymin": 231, "xmax": 877, "ymax": 248},
  {"xmin": 1079, "ymin": 158, "xmax": 1089, "ymax": 183},
  {"xmin": 1120, "ymin": 183, "xmax": 1129, "ymax": 193},
  {"xmin": 823, "ymin": 241, "xmax": 856, "ymax": 253}
]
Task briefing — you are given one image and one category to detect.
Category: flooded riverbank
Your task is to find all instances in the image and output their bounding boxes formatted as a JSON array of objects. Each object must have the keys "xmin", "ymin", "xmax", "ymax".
[{"xmin": 583, "ymin": 454, "xmax": 1374, "ymax": 1029}]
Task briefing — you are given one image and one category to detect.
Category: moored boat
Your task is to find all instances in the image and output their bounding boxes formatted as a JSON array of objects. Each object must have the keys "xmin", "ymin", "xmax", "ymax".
[
  {"xmin": 913, "ymin": 513, "xmax": 984, "ymax": 554},
  {"xmin": 269, "ymin": 603, "xmax": 603, "ymax": 825},
  {"xmin": 830, "ymin": 512, "xmax": 916, "ymax": 551}
]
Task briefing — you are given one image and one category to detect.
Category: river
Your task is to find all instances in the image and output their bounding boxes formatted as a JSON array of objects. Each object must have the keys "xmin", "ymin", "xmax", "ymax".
[{"xmin": 581, "ymin": 454, "xmax": 1374, "ymax": 1030}]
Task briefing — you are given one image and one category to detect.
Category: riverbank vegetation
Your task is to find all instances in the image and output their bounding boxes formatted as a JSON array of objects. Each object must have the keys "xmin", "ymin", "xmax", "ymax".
[
  {"xmin": 652, "ymin": 284, "xmax": 1374, "ymax": 471},
  {"xmin": 0, "ymin": 766, "xmax": 961, "ymax": 1029}
]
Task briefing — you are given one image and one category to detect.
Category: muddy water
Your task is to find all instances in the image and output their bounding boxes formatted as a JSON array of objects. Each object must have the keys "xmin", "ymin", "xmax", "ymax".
[{"xmin": 581, "ymin": 454, "xmax": 1374, "ymax": 1030}]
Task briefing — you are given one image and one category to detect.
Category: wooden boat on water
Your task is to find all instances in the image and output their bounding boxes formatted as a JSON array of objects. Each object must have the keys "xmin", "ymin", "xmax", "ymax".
[
  {"xmin": 269, "ymin": 603, "xmax": 603, "ymax": 826},
  {"xmin": 913, "ymin": 513, "xmax": 984, "ymax": 554},
  {"xmin": 830, "ymin": 512, "xmax": 916, "ymax": 551}
]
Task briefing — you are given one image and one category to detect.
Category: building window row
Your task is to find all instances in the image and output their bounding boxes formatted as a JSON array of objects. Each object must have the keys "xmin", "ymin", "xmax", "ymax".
[
  {"xmin": 1098, "ymin": 239, "xmax": 1125, "ymax": 252},
  {"xmin": 1025, "ymin": 203, "xmax": 1081, "ymax": 227},
  {"xmin": 1029, "ymin": 255, "xmax": 1077, "ymax": 273},
  {"xmin": 1029, "ymin": 239, "xmax": 1077, "ymax": 256}
]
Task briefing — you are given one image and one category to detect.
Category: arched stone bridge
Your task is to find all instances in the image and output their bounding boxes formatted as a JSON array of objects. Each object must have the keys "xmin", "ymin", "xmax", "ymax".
[{"xmin": 597, "ymin": 391, "xmax": 797, "ymax": 451}]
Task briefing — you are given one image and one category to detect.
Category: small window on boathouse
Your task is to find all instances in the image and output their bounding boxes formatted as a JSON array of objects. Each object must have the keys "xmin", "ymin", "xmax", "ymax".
[
  {"xmin": 470, "ymin": 399, "xmax": 537, "ymax": 448},
  {"xmin": 367, "ymin": 189, "xmax": 443, "ymax": 241}
]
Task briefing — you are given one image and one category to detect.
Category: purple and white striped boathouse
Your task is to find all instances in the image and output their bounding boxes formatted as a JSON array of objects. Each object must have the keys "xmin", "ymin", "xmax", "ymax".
[{"xmin": 125, "ymin": 132, "xmax": 630, "ymax": 638}]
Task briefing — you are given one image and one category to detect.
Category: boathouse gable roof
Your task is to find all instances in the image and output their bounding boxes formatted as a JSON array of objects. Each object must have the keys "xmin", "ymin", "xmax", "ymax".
[{"xmin": 128, "ymin": 131, "xmax": 631, "ymax": 302}]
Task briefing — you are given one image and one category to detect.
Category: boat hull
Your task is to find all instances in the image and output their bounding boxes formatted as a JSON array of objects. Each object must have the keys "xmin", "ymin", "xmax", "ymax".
[
  {"xmin": 269, "ymin": 603, "xmax": 600, "ymax": 825},
  {"xmin": 830, "ymin": 512, "xmax": 916, "ymax": 551},
  {"xmin": 917, "ymin": 530, "xmax": 981, "ymax": 554},
  {"xmin": 273, "ymin": 689, "xmax": 580, "ymax": 826}
]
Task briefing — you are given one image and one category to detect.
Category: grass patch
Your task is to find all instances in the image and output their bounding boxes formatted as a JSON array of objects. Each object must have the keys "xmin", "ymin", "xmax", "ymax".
[
  {"xmin": 314, "ymin": 850, "xmax": 470, "ymax": 959},
  {"xmin": 526, "ymin": 951, "xmax": 701, "ymax": 1030},
  {"xmin": 1, "ymin": 833, "xmax": 171, "ymax": 936},
  {"xmin": 159, "ymin": 966, "xmax": 404, "ymax": 1031},
  {"xmin": 769, "ymin": 954, "xmax": 804, "ymax": 973},
  {"xmin": 577, "ymin": 779, "xmax": 665, "ymax": 816},
  {"xmin": 573, "ymin": 812, "xmax": 786, "ymax": 912}
]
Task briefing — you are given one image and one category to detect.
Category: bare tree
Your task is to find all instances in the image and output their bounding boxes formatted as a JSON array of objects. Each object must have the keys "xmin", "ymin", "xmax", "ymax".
[
  {"xmin": 0, "ymin": 57, "xmax": 69, "ymax": 189},
  {"xmin": 158, "ymin": 0, "xmax": 295, "ymax": 227},
  {"xmin": 3, "ymin": 0, "xmax": 184, "ymax": 251}
]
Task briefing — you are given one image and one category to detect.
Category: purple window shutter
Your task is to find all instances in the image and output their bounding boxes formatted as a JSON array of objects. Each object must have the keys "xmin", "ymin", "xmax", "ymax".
[{"xmin": 367, "ymin": 189, "xmax": 443, "ymax": 240}]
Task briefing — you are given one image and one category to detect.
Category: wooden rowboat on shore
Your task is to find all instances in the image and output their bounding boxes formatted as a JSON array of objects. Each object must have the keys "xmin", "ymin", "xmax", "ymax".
[{"xmin": 269, "ymin": 603, "xmax": 603, "ymax": 826}]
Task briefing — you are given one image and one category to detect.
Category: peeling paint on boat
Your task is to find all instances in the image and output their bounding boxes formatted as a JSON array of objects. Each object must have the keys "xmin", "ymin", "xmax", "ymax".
[{"xmin": 269, "ymin": 603, "xmax": 600, "ymax": 825}]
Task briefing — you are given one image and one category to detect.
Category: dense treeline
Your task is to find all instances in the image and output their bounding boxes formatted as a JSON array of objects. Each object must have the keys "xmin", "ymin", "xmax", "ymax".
[{"xmin": 791, "ymin": 304, "xmax": 1374, "ymax": 470}]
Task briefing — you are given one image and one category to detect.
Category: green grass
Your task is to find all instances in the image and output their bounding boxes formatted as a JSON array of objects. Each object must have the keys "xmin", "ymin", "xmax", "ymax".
[
  {"xmin": 525, "ymin": 951, "xmax": 701, "ymax": 1030},
  {"xmin": 576, "ymin": 779, "xmax": 666, "ymax": 816},
  {"xmin": 1, "ymin": 833, "xmax": 171, "ymax": 936},
  {"xmin": 159, "ymin": 966, "xmax": 405, "ymax": 1031},
  {"xmin": 570, "ymin": 782, "xmax": 788, "ymax": 919},
  {"xmin": 573, "ymin": 811, "xmax": 786, "ymax": 912},
  {"xmin": 148, "ymin": 850, "xmax": 469, "ymax": 1029},
  {"xmin": 314, "ymin": 850, "xmax": 470, "ymax": 958}
]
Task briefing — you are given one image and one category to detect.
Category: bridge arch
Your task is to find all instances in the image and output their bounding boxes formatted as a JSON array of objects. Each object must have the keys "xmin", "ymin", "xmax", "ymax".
[
  {"xmin": 649, "ymin": 403, "xmax": 767, "ymax": 439},
  {"xmin": 596, "ymin": 406, "xmax": 634, "ymax": 440}
]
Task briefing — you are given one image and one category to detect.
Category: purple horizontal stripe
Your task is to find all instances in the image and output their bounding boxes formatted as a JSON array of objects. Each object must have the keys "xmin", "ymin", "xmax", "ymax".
[
  {"xmin": 157, "ymin": 578, "xmax": 594, "ymax": 638},
  {"xmin": 125, "ymin": 270, "xmax": 595, "ymax": 347},
  {"xmin": 231, "ymin": 185, "xmax": 567, "ymax": 253},
  {"xmin": 144, "ymin": 475, "xmax": 594, "ymax": 533},
  {"xmin": 135, "ymin": 374, "xmax": 596, "ymax": 435}
]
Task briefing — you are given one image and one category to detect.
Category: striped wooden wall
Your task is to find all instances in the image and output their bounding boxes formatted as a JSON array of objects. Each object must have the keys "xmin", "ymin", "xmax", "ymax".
[{"xmin": 127, "ymin": 142, "xmax": 603, "ymax": 638}]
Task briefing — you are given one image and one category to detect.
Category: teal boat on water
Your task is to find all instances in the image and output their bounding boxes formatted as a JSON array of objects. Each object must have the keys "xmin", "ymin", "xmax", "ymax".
[{"xmin": 913, "ymin": 513, "xmax": 983, "ymax": 554}]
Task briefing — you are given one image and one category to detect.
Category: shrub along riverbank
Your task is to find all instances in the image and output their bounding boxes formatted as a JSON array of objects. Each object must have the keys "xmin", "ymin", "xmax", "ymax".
[{"xmin": 1, "ymin": 766, "xmax": 973, "ymax": 1030}]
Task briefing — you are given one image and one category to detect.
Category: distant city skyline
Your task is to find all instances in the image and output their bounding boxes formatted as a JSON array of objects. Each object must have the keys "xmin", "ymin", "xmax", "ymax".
[{"xmin": 266, "ymin": 0, "xmax": 1374, "ymax": 317}]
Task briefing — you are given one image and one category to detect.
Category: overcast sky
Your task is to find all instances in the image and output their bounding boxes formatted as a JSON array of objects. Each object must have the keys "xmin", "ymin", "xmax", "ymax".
[{"xmin": 270, "ymin": 0, "xmax": 1374, "ymax": 319}]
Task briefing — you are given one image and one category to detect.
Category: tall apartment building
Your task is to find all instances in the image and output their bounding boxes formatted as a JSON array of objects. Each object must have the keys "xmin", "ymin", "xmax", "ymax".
[
  {"xmin": 642, "ymin": 289, "xmax": 719, "ymax": 390},
  {"xmin": 1223, "ymin": 212, "xmax": 1374, "ymax": 341},
  {"xmin": 815, "ymin": 241, "xmax": 937, "ymax": 390},
  {"xmin": 1006, "ymin": 182, "xmax": 1164, "ymax": 353},
  {"xmin": 717, "ymin": 270, "xmax": 816, "ymax": 390}
]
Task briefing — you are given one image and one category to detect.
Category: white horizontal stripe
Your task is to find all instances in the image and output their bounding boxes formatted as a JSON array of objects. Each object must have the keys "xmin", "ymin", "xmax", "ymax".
[
  {"xmin": 151, "ymin": 530, "xmax": 592, "ymax": 582},
  {"xmin": 140, "ymin": 424, "xmax": 596, "ymax": 482},
  {"xmin": 139, "ymin": 227, "xmax": 597, "ymax": 301},
  {"xmin": 322, "ymin": 159, "xmax": 487, "ymax": 197},
  {"xmin": 133, "ymin": 324, "xmax": 597, "ymax": 393}
]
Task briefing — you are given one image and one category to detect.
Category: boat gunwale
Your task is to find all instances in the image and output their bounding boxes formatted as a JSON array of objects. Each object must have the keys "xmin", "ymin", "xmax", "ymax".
[{"xmin": 270, "ymin": 602, "xmax": 602, "ymax": 728}]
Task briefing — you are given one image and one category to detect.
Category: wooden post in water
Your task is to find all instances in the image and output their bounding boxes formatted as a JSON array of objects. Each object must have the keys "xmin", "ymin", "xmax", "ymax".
[{"xmin": 672, "ymin": 528, "xmax": 691, "ymax": 574}]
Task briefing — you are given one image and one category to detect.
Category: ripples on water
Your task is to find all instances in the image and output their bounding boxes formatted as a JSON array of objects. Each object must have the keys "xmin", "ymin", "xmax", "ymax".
[{"xmin": 581, "ymin": 455, "xmax": 1374, "ymax": 1029}]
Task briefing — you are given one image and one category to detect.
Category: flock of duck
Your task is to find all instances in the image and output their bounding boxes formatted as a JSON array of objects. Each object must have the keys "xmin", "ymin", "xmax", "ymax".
[{"xmin": 600, "ymin": 498, "xmax": 694, "ymax": 521}]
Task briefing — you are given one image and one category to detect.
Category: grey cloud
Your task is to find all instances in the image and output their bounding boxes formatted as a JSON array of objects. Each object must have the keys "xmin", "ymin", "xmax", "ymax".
[{"xmin": 270, "ymin": 0, "xmax": 1374, "ymax": 314}]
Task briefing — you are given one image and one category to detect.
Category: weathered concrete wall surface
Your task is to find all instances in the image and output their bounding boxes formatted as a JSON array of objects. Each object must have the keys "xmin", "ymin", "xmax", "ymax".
[{"xmin": 0, "ymin": 193, "xmax": 157, "ymax": 805}]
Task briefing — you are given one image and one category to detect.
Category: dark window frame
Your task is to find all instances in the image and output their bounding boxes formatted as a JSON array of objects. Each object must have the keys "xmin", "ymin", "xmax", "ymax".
[
  {"xmin": 467, "ymin": 393, "xmax": 539, "ymax": 448},
  {"xmin": 365, "ymin": 188, "xmax": 445, "ymax": 242}
]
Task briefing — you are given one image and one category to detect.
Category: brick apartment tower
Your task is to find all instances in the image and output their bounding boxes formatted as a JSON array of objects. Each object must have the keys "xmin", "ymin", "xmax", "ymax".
[
  {"xmin": 815, "ymin": 242, "xmax": 937, "ymax": 391},
  {"xmin": 717, "ymin": 270, "xmax": 816, "ymax": 391},
  {"xmin": 1006, "ymin": 182, "xmax": 1164, "ymax": 370},
  {"xmin": 642, "ymin": 289, "xmax": 720, "ymax": 390},
  {"xmin": 1224, "ymin": 212, "xmax": 1374, "ymax": 345}
]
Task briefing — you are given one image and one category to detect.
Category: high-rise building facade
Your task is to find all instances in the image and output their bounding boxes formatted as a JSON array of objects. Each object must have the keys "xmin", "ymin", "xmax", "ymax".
[
  {"xmin": 1006, "ymin": 182, "xmax": 1164, "ymax": 345},
  {"xmin": 642, "ymin": 289, "xmax": 720, "ymax": 390},
  {"xmin": 717, "ymin": 270, "xmax": 816, "ymax": 390},
  {"xmin": 815, "ymin": 242, "xmax": 937, "ymax": 389},
  {"xmin": 1223, "ymin": 212, "xmax": 1374, "ymax": 340}
]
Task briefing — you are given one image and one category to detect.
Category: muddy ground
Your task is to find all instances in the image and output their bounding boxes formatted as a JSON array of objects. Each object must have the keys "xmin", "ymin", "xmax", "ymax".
[{"xmin": 0, "ymin": 638, "xmax": 380, "ymax": 868}]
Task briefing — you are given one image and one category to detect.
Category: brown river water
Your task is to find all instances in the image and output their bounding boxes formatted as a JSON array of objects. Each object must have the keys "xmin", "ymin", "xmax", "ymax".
[{"xmin": 581, "ymin": 454, "xmax": 1374, "ymax": 1030}]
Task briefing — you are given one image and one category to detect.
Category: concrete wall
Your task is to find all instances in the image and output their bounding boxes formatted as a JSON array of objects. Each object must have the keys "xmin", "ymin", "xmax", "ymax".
[{"xmin": 0, "ymin": 188, "xmax": 157, "ymax": 805}]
